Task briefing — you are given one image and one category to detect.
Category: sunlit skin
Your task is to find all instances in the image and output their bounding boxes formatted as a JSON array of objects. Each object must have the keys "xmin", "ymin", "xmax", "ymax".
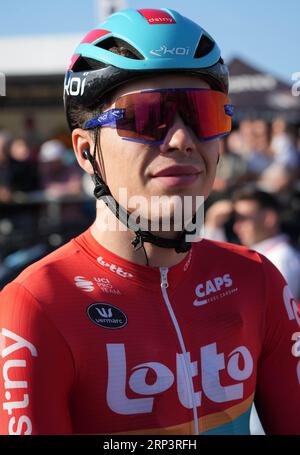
[{"xmin": 72, "ymin": 75, "xmax": 220, "ymax": 267}]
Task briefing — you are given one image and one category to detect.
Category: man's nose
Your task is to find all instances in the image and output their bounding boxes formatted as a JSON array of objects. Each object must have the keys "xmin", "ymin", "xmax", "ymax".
[{"xmin": 159, "ymin": 114, "xmax": 197, "ymax": 155}]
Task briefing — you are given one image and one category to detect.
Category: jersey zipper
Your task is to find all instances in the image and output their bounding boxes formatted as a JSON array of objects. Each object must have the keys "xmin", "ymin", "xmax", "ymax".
[{"xmin": 159, "ymin": 267, "xmax": 199, "ymax": 435}]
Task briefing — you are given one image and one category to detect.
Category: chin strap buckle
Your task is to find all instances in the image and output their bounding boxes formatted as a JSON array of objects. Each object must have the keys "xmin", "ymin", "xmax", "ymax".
[
  {"xmin": 93, "ymin": 174, "xmax": 111, "ymax": 199},
  {"xmin": 174, "ymin": 235, "xmax": 192, "ymax": 253},
  {"xmin": 131, "ymin": 231, "xmax": 144, "ymax": 251}
]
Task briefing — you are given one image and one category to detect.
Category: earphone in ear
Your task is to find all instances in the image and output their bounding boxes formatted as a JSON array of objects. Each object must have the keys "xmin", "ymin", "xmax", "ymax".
[{"xmin": 82, "ymin": 149, "xmax": 91, "ymax": 160}]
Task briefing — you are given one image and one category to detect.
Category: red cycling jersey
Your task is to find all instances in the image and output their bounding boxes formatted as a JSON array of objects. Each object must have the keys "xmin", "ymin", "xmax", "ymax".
[{"xmin": 0, "ymin": 228, "xmax": 299, "ymax": 435}]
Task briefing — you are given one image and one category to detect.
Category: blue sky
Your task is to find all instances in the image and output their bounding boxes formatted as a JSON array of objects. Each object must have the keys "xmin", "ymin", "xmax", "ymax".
[{"xmin": 0, "ymin": 0, "xmax": 298, "ymax": 83}]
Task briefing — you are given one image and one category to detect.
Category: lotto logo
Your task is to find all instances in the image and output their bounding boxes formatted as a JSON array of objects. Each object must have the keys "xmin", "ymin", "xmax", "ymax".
[
  {"xmin": 97, "ymin": 257, "xmax": 134, "ymax": 279},
  {"xmin": 106, "ymin": 342, "xmax": 253, "ymax": 415}
]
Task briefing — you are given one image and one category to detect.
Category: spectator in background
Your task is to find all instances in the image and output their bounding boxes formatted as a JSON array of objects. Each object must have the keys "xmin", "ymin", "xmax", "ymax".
[
  {"xmin": 0, "ymin": 131, "xmax": 12, "ymax": 203},
  {"xmin": 212, "ymin": 134, "xmax": 248, "ymax": 193},
  {"xmin": 245, "ymin": 120, "xmax": 273, "ymax": 179},
  {"xmin": 270, "ymin": 118, "xmax": 299, "ymax": 169},
  {"xmin": 259, "ymin": 118, "xmax": 300, "ymax": 192},
  {"xmin": 39, "ymin": 139, "xmax": 83, "ymax": 197},
  {"xmin": 205, "ymin": 187, "xmax": 300, "ymax": 300},
  {"xmin": 205, "ymin": 187, "xmax": 300, "ymax": 436},
  {"xmin": 237, "ymin": 119, "xmax": 254, "ymax": 156},
  {"xmin": 232, "ymin": 188, "xmax": 300, "ymax": 299},
  {"xmin": 8, "ymin": 137, "xmax": 40, "ymax": 194},
  {"xmin": 232, "ymin": 187, "xmax": 300, "ymax": 436},
  {"xmin": 23, "ymin": 116, "xmax": 43, "ymax": 161}
]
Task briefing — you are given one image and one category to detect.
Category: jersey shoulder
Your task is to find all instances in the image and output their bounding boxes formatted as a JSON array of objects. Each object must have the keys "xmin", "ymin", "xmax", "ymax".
[
  {"xmin": 197, "ymin": 238, "xmax": 286, "ymax": 285},
  {"xmin": 13, "ymin": 238, "xmax": 81, "ymax": 288},
  {"xmin": 197, "ymin": 238, "xmax": 263, "ymax": 263}
]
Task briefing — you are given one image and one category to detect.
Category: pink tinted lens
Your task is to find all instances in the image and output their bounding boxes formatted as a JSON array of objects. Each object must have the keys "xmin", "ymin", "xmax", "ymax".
[
  {"xmin": 183, "ymin": 90, "xmax": 232, "ymax": 139},
  {"xmin": 115, "ymin": 91, "xmax": 175, "ymax": 142},
  {"xmin": 115, "ymin": 89, "xmax": 232, "ymax": 142}
]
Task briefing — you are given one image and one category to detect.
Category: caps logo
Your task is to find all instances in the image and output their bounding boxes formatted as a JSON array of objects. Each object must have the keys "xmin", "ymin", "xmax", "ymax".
[{"xmin": 193, "ymin": 274, "xmax": 237, "ymax": 306}]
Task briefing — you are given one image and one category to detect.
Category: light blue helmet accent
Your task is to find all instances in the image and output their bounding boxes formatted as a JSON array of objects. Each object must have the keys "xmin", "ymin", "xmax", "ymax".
[{"xmin": 74, "ymin": 8, "xmax": 221, "ymax": 70}]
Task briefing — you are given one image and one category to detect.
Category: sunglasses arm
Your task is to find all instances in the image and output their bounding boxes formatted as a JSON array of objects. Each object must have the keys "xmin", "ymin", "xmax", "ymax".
[{"xmin": 83, "ymin": 108, "xmax": 125, "ymax": 130}]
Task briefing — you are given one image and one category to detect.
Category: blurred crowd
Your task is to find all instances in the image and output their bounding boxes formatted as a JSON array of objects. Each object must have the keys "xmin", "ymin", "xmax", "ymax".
[
  {"xmin": 0, "ymin": 133, "xmax": 86, "ymax": 202},
  {"xmin": 214, "ymin": 118, "xmax": 300, "ymax": 194},
  {"xmin": 0, "ymin": 129, "xmax": 95, "ymax": 281},
  {"xmin": 203, "ymin": 117, "xmax": 300, "ymax": 436},
  {"xmin": 1, "ymin": 117, "xmax": 299, "ymax": 202},
  {"xmin": 204, "ymin": 117, "xmax": 300, "ymax": 303},
  {"xmin": 1, "ymin": 116, "xmax": 300, "ymax": 291}
]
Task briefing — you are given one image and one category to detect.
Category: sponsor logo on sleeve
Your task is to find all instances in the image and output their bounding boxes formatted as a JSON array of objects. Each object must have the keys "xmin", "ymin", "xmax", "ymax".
[
  {"xmin": 1, "ymin": 329, "xmax": 37, "ymax": 435},
  {"xmin": 283, "ymin": 285, "xmax": 300, "ymax": 384},
  {"xmin": 283, "ymin": 285, "xmax": 300, "ymax": 327}
]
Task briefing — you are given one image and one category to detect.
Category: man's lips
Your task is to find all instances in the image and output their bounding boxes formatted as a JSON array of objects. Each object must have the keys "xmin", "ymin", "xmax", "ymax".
[
  {"xmin": 152, "ymin": 165, "xmax": 201, "ymax": 178},
  {"xmin": 151, "ymin": 165, "xmax": 202, "ymax": 187}
]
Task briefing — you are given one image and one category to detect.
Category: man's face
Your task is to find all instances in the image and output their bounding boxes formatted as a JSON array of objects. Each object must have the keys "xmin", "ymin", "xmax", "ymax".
[
  {"xmin": 233, "ymin": 200, "xmax": 267, "ymax": 247},
  {"xmin": 91, "ymin": 75, "xmax": 220, "ymax": 224}
]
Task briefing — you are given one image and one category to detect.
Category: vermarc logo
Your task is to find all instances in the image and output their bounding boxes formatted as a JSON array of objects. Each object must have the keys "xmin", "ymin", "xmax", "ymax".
[{"xmin": 87, "ymin": 303, "xmax": 128, "ymax": 329}]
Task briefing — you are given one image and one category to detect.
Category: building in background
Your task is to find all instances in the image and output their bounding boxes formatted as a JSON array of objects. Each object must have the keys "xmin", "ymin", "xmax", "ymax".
[
  {"xmin": 0, "ymin": 0, "xmax": 127, "ymax": 139},
  {"xmin": 229, "ymin": 57, "xmax": 300, "ymax": 123}
]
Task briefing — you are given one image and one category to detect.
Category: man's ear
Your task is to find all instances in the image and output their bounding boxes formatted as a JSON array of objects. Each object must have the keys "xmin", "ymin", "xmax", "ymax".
[{"xmin": 72, "ymin": 128, "xmax": 94, "ymax": 175}]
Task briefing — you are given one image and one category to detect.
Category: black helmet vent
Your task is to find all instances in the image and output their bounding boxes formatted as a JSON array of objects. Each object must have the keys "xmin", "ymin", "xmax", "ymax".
[
  {"xmin": 194, "ymin": 34, "xmax": 215, "ymax": 58},
  {"xmin": 72, "ymin": 57, "xmax": 106, "ymax": 72},
  {"xmin": 96, "ymin": 37, "xmax": 145, "ymax": 60}
]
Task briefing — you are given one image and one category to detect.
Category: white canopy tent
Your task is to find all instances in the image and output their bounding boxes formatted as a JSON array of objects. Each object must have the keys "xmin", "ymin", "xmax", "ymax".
[
  {"xmin": 0, "ymin": 0, "xmax": 128, "ymax": 135},
  {"xmin": 0, "ymin": 0, "xmax": 127, "ymax": 76},
  {"xmin": 0, "ymin": 33, "xmax": 83, "ymax": 76}
]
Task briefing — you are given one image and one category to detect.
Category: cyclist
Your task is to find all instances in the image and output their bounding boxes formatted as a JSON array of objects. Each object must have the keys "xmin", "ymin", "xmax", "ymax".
[{"xmin": 0, "ymin": 8, "xmax": 299, "ymax": 435}]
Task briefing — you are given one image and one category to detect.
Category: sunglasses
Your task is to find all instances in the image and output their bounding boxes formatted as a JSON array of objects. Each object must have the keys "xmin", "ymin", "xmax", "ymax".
[{"xmin": 84, "ymin": 88, "xmax": 234, "ymax": 144}]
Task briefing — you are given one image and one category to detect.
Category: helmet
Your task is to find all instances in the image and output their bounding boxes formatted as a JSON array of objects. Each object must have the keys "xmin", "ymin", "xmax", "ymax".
[{"xmin": 64, "ymin": 8, "xmax": 229, "ymax": 131}]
